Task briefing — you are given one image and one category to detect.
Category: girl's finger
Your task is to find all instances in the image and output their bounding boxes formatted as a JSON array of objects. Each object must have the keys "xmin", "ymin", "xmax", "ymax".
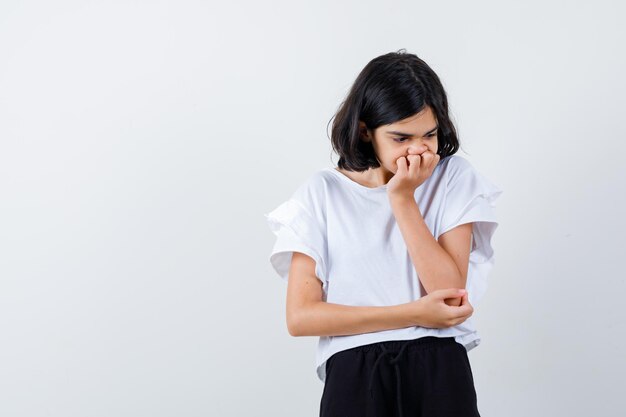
[
  {"xmin": 421, "ymin": 151, "xmax": 436, "ymax": 172},
  {"xmin": 407, "ymin": 155, "xmax": 420, "ymax": 175},
  {"xmin": 421, "ymin": 152, "xmax": 433, "ymax": 172},
  {"xmin": 454, "ymin": 303, "xmax": 473, "ymax": 319},
  {"xmin": 396, "ymin": 156, "xmax": 407, "ymax": 173},
  {"xmin": 460, "ymin": 292, "xmax": 468, "ymax": 305}
]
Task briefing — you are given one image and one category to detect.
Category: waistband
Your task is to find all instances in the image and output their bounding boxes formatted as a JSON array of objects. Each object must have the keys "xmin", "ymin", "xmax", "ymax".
[{"xmin": 347, "ymin": 335, "xmax": 458, "ymax": 353}]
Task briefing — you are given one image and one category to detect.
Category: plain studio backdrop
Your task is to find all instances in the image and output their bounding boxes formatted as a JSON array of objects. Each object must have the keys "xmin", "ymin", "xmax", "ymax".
[{"xmin": 1, "ymin": 1, "xmax": 624, "ymax": 416}]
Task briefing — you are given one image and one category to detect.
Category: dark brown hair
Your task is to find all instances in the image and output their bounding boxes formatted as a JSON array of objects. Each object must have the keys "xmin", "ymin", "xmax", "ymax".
[{"xmin": 328, "ymin": 49, "xmax": 460, "ymax": 171}]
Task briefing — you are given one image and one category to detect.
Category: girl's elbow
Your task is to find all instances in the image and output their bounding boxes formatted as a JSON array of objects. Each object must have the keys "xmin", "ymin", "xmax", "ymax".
[{"xmin": 287, "ymin": 310, "xmax": 304, "ymax": 337}]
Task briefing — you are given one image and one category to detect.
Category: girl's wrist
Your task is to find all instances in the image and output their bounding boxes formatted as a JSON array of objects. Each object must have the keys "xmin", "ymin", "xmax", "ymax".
[
  {"xmin": 394, "ymin": 300, "xmax": 424, "ymax": 328},
  {"xmin": 388, "ymin": 192, "xmax": 414, "ymax": 205},
  {"xmin": 387, "ymin": 191, "xmax": 414, "ymax": 201}
]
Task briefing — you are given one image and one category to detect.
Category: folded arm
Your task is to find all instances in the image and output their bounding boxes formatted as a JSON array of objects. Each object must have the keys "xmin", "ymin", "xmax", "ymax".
[
  {"xmin": 285, "ymin": 252, "xmax": 417, "ymax": 336},
  {"xmin": 389, "ymin": 195, "xmax": 472, "ymax": 306}
]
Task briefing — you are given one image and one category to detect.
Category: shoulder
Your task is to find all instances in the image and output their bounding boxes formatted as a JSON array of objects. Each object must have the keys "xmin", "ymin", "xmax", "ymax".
[
  {"xmin": 265, "ymin": 169, "xmax": 331, "ymax": 236},
  {"xmin": 439, "ymin": 154, "xmax": 475, "ymax": 179},
  {"xmin": 438, "ymin": 154, "xmax": 488, "ymax": 190},
  {"xmin": 291, "ymin": 168, "xmax": 332, "ymax": 199},
  {"xmin": 438, "ymin": 154, "xmax": 503, "ymax": 201},
  {"xmin": 288, "ymin": 168, "xmax": 333, "ymax": 219}
]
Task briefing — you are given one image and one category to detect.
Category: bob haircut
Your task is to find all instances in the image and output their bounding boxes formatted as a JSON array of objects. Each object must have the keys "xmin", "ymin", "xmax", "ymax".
[{"xmin": 329, "ymin": 49, "xmax": 460, "ymax": 171}]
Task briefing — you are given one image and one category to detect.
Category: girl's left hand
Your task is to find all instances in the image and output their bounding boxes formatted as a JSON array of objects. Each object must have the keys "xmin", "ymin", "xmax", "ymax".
[{"xmin": 387, "ymin": 147, "xmax": 440, "ymax": 199}]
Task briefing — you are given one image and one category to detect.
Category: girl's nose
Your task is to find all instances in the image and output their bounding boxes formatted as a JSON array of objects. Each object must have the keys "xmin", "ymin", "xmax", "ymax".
[{"xmin": 408, "ymin": 145, "xmax": 428, "ymax": 154}]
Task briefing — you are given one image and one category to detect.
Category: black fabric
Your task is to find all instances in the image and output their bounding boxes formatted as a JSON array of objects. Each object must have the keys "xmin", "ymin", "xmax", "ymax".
[{"xmin": 319, "ymin": 336, "xmax": 481, "ymax": 417}]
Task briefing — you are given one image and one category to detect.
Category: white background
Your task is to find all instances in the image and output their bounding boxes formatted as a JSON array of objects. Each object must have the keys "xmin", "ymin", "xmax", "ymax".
[{"xmin": 1, "ymin": 1, "xmax": 625, "ymax": 416}]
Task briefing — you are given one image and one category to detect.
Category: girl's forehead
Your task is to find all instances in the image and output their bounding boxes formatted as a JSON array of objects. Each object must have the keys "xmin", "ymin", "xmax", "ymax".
[
  {"xmin": 382, "ymin": 112, "xmax": 438, "ymax": 135},
  {"xmin": 392, "ymin": 107, "xmax": 436, "ymax": 125}
]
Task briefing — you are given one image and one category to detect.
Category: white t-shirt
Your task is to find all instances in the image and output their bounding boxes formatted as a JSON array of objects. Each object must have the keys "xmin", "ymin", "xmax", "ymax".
[{"xmin": 264, "ymin": 154, "xmax": 503, "ymax": 383}]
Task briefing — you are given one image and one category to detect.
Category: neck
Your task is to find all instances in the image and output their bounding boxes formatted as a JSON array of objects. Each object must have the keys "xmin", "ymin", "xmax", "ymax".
[{"xmin": 366, "ymin": 166, "xmax": 393, "ymax": 186}]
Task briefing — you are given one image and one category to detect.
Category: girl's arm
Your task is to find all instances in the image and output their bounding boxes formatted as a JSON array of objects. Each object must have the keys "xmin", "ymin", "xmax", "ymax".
[
  {"xmin": 287, "ymin": 253, "xmax": 473, "ymax": 337},
  {"xmin": 389, "ymin": 195, "xmax": 468, "ymax": 298},
  {"xmin": 287, "ymin": 252, "xmax": 415, "ymax": 337},
  {"xmin": 289, "ymin": 300, "xmax": 416, "ymax": 337}
]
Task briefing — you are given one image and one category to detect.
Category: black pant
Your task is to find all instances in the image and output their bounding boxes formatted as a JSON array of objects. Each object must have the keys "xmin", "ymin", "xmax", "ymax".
[{"xmin": 319, "ymin": 336, "xmax": 481, "ymax": 417}]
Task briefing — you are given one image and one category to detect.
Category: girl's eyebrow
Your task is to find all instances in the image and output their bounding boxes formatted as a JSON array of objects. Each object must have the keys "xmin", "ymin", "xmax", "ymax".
[{"xmin": 386, "ymin": 125, "xmax": 439, "ymax": 137}]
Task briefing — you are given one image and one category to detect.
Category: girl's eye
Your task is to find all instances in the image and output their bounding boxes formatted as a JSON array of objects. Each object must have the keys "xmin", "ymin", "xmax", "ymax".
[{"xmin": 393, "ymin": 133, "xmax": 437, "ymax": 143}]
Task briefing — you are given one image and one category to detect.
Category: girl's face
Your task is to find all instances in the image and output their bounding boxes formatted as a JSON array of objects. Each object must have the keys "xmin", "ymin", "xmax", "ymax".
[{"xmin": 360, "ymin": 106, "xmax": 439, "ymax": 176}]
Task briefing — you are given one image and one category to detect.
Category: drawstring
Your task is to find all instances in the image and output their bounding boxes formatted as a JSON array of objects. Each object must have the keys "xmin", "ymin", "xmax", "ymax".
[{"xmin": 368, "ymin": 342, "xmax": 411, "ymax": 417}]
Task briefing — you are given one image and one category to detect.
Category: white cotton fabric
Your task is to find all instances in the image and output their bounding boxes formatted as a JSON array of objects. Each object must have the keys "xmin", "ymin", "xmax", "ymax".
[{"xmin": 264, "ymin": 155, "xmax": 503, "ymax": 383}]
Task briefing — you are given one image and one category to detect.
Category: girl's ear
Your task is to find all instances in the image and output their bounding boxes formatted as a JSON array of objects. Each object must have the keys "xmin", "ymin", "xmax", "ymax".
[{"xmin": 358, "ymin": 121, "xmax": 372, "ymax": 142}]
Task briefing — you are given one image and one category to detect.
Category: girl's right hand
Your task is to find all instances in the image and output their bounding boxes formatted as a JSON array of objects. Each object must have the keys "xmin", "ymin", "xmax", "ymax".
[{"xmin": 404, "ymin": 288, "xmax": 474, "ymax": 329}]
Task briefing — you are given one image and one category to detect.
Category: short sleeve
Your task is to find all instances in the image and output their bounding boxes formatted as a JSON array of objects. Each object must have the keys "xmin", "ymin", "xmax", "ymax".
[
  {"xmin": 438, "ymin": 157, "xmax": 503, "ymax": 308},
  {"xmin": 264, "ymin": 198, "xmax": 329, "ymax": 293}
]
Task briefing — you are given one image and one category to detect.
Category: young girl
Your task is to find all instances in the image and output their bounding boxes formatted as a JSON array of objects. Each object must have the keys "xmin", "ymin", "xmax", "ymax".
[{"xmin": 265, "ymin": 49, "xmax": 502, "ymax": 417}]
